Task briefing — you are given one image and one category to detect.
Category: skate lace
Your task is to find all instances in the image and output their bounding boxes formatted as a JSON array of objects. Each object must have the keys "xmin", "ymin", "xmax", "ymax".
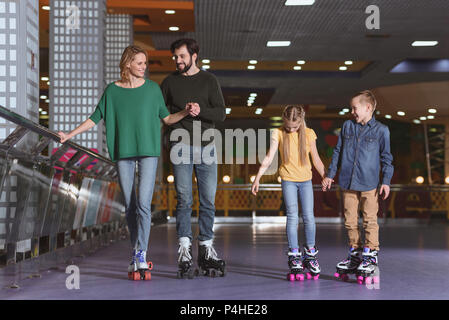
[
  {"xmin": 178, "ymin": 245, "xmax": 192, "ymax": 263},
  {"xmin": 205, "ymin": 245, "xmax": 219, "ymax": 261}
]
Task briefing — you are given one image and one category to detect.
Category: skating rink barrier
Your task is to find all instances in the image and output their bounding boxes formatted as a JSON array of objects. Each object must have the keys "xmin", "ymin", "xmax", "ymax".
[
  {"xmin": 153, "ymin": 183, "xmax": 449, "ymax": 221},
  {"xmin": 0, "ymin": 105, "xmax": 125, "ymax": 274}
]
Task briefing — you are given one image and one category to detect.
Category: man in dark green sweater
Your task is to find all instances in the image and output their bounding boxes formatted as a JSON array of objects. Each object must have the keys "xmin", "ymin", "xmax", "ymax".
[{"xmin": 160, "ymin": 38, "xmax": 227, "ymax": 278}]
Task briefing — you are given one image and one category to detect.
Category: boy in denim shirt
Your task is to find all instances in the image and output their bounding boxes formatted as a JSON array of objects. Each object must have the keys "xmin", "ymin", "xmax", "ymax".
[{"xmin": 322, "ymin": 90, "xmax": 394, "ymax": 284}]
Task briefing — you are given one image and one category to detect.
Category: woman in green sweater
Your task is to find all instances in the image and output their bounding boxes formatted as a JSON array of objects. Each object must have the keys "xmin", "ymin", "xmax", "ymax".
[{"xmin": 58, "ymin": 45, "xmax": 195, "ymax": 279}]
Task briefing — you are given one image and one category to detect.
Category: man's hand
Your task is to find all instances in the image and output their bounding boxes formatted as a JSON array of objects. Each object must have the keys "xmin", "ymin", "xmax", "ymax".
[
  {"xmin": 251, "ymin": 179, "xmax": 260, "ymax": 196},
  {"xmin": 379, "ymin": 184, "xmax": 390, "ymax": 200},
  {"xmin": 186, "ymin": 102, "xmax": 200, "ymax": 117}
]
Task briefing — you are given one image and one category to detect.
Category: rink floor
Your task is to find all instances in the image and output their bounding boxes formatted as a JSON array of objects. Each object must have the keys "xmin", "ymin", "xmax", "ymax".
[{"xmin": 1, "ymin": 222, "xmax": 449, "ymax": 300}]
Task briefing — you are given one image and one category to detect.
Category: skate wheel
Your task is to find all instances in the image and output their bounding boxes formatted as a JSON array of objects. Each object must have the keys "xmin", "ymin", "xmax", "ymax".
[
  {"xmin": 147, "ymin": 262, "xmax": 153, "ymax": 270},
  {"xmin": 133, "ymin": 272, "xmax": 140, "ymax": 281},
  {"xmin": 340, "ymin": 274, "xmax": 349, "ymax": 282},
  {"xmin": 373, "ymin": 276, "xmax": 380, "ymax": 284},
  {"xmin": 313, "ymin": 274, "xmax": 320, "ymax": 280},
  {"xmin": 128, "ymin": 272, "xmax": 134, "ymax": 280},
  {"xmin": 297, "ymin": 274, "xmax": 304, "ymax": 281},
  {"xmin": 210, "ymin": 269, "xmax": 217, "ymax": 278},
  {"xmin": 144, "ymin": 271, "xmax": 151, "ymax": 281},
  {"xmin": 306, "ymin": 273, "xmax": 312, "ymax": 280},
  {"xmin": 288, "ymin": 273, "xmax": 295, "ymax": 282},
  {"xmin": 357, "ymin": 276, "xmax": 364, "ymax": 285},
  {"xmin": 220, "ymin": 269, "xmax": 226, "ymax": 277},
  {"xmin": 334, "ymin": 272, "xmax": 340, "ymax": 279},
  {"xmin": 194, "ymin": 269, "xmax": 199, "ymax": 277}
]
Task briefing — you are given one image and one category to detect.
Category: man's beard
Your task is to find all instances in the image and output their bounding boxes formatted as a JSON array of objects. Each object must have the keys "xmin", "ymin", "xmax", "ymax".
[{"xmin": 177, "ymin": 58, "xmax": 193, "ymax": 73}]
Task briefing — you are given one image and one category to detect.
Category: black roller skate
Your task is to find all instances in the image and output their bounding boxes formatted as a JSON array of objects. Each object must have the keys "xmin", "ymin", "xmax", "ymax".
[
  {"xmin": 177, "ymin": 237, "xmax": 195, "ymax": 279},
  {"xmin": 128, "ymin": 250, "xmax": 153, "ymax": 281},
  {"xmin": 287, "ymin": 249, "xmax": 304, "ymax": 281},
  {"xmin": 334, "ymin": 247, "xmax": 362, "ymax": 282},
  {"xmin": 356, "ymin": 247, "xmax": 380, "ymax": 285},
  {"xmin": 303, "ymin": 246, "xmax": 321, "ymax": 280},
  {"xmin": 195, "ymin": 239, "xmax": 226, "ymax": 277}
]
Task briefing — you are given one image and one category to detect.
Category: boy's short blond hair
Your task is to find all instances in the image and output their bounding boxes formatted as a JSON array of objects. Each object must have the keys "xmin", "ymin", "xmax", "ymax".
[{"xmin": 352, "ymin": 90, "xmax": 377, "ymax": 111}]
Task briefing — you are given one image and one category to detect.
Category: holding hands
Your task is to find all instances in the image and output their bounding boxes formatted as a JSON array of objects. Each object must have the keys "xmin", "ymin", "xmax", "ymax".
[
  {"xmin": 321, "ymin": 176, "xmax": 334, "ymax": 191},
  {"xmin": 186, "ymin": 102, "xmax": 200, "ymax": 117}
]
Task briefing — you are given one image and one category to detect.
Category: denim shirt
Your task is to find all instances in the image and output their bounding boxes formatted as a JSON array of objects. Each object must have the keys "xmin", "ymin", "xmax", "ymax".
[{"xmin": 327, "ymin": 117, "xmax": 394, "ymax": 191}]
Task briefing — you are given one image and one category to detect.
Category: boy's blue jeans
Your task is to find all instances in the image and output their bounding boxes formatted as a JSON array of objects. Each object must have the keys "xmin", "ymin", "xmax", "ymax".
[{"xmin": 281, "ymin": 179, "xmax": 316, "ymax": 249}]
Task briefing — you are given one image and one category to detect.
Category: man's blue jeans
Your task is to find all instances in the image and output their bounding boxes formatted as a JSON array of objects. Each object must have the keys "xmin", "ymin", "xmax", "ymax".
[
  {"xmin": 172, "ymin": 144, "xmax": 217, "ymax": 241},
  {"xmin": 281, "ymin": 179, "xmax": 316, "ymax": 249},
  {"xmin": 116, "ymin": 156, "xmax": 158, "ymax": 251}
]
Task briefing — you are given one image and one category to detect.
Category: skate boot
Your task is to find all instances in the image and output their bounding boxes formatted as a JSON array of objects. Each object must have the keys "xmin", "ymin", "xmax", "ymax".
[
  {"xmin": 195, "ymin": 239, "xmax": 226, "ymax": 277},
  {"xmin": 335, "ymin": 247, "xmax": 362, "ymax": 282},
  {"xmin": 303, "ymin": 246, "xmax": 321, "ymax": 280},
  {"xmin": 128, "ymin": 249, "xmax": 137, "ymax": 273},
  {"xmin": 128, "ymin": 249, "xmax": 153, "ymax": 281},
  {"xmin": 287, "ymin": 249, "xmax": 304, "ymax": 281},
  {"xmin": 356, "ymin": 247, "xmax": 380, "ymax": 285},
  {"xmin": 177, "ymin": 237, "xmax": 195, "ymax": 279}
]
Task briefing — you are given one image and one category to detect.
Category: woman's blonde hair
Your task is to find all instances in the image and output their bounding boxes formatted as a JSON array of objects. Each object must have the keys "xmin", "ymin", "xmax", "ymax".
[
  {"xmin": 119, "ymin": 45, "xmax": 148, "ymax": 82},
  {"xmin": 282, "ymin": 105, "xmax": 308, "ymax": 166}
]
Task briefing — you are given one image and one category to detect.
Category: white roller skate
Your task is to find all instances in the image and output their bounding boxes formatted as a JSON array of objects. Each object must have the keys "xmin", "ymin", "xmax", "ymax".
[
  {"xmin": 335, "ymin": 247, "xmax": 362, "ymax": 282},
  {"xmin": 356, "ymin": 247, "xmax": 380, "ymax": 285},
  {"xmin": 128, "ymin": 249, "xmax": 153, "ymax": 281},
  {"xmin": 287, "ymin": 249, "xmax": 304, "ymax": 281},
  {"xmin": 303, "ymin": 246, "xmax": 321, "ymax": 280},
  {"xmin": 177, "ymin": 237, "xmax": 195, "ymax": 279}
]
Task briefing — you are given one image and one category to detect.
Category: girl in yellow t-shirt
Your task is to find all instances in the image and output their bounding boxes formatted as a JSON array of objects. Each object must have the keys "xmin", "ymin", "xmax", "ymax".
[{"xmin": 252, "ymin": 105, "xmax": 326, "ymax": 281}]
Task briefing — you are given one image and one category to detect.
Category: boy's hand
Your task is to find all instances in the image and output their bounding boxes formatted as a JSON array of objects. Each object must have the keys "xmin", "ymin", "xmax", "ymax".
[
  {"xmin": 251, "ymin": 179, "xmax": 260, "ymax": 196},
  {"xmin": 379, "ymin": 184, "xmax": 390, "ymax": 200},
  {"xmin": 322, "ymin": 177, "xmax": 334, "ymax": 191}
]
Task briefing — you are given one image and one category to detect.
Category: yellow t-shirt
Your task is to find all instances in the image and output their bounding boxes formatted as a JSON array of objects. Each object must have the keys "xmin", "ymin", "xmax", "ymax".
[{"xmin": 272, "ymin": 127, "xmax": 317, "ymax": 182}]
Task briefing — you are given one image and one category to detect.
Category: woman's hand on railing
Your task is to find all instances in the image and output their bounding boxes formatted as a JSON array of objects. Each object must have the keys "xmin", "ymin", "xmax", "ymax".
[{"xmin": 58, "ymin": 131, "xmax": 70, "ymax": 143}]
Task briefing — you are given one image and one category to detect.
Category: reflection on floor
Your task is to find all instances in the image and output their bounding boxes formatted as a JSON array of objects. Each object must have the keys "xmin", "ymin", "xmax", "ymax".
[{"xmin": 2, "ymin": 223, "xmax": 449, "ymax": 300}]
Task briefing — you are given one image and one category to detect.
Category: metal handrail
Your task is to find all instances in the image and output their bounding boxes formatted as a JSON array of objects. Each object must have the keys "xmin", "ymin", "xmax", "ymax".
[{"xmin": 0, "ymin": 105, "xmax": 115, "ymax": 177}]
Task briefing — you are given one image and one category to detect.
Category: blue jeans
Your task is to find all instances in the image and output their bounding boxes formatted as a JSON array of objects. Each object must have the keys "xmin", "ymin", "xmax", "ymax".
[
  {"xmin": 116, "ymin": 156, "xmax": 158, "ymax": 251},
  {"xmin": 172, "ymin": 144, "xmax": 217, "ymax": 241},
  {"xmin": 282, "ymin": 179, "xmax": 316, "ymax": 249}
]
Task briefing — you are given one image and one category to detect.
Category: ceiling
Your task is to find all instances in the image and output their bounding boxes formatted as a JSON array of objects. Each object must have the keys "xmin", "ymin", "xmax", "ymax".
[
  {"xmin": 146, "ymin": 0, "xmax": 449, "ymax": 123},
  {"xmin": 38, "ymin": 0, "xmax": 449, "ymax": 123}
]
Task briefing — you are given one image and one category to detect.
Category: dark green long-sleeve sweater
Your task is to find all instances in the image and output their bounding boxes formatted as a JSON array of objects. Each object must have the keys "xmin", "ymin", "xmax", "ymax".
[{"xmin": 160, "ymin": 70, "xmax": 226, "ymax": 146}]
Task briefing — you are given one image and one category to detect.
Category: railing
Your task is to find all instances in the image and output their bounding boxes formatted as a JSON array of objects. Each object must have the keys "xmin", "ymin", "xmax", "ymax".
[
  {"xmin": 0, "ymin": 105, "xmax": 124, "ymax": 278},
  {"xmin": 155, "ymin": 183, "xmax": 449, "ymax": 221}
]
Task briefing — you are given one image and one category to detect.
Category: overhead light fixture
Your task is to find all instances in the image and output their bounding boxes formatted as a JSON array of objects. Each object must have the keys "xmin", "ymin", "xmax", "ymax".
[
  {"xmin": 397, "ymin": 111, "xmax": 405, "ymax": 116},
  {"xmin": 165, "ymin": 10, "xmax": 176, "ymax": 14},
  {"xmin": 266, "ymin": 41, "xmax": 291, "ymax": 47},
  {"xmin": 419, "ymin": 116, "xmax": 427, "ymax": 120},
  {"xmin": 41, "ymin": 76, "xmax": 49, "ymax": 81},
  {"xmin": 412, "ymin": 41, "xmax": 438, "ymax": 47},
  {"xmin": 342, "ymin": 108, "xmax": 350, "ymax": 113},
  {"xmin": 247, "ymin": 103, "xmax": 253, "ymax": 107},
  {"xmin": 428, "ymin": 108, "xmax": 437, "ymax": 113},
  {"xmin": 223, "ymin": 175, "xmax": 231, "ymax": 183},
  {"xmin": 339, "ymin": 66, "xmax": 347, "ymax": 71},
  {"xmin": 202, "ymin": 65, "xmax": 210, "ymax": 70},
  {"xmin": 41, "ymin": 111, "xmax": 48, "ymax": 115},
  {"xmin": 226, "ymin": 108, "xmax": 231, "ymax": 115},
  {"xmin": 42, "ymin": 5, "xmax": 50, "ymax": 10},
  {"xmin": 167, "ymin": 175, "xmax": 174, "ymax": 183},
  {"xmin": 250, "ymin": 93, "xmax": 257, "ymax": 97},
  {"xmin": 247, "ymin": 65, "xmax": 256, "ymax": 70},
  {"xmin": 293, "ymin": 66, "xmax": 301, "ymax": 70},
  {"xmin": 45, "ymin": 99, "xmax": 50, "ymax": 103},
  {"xmin": 249, "ymin": 60, "xmax": 258, "ymax": 64},
  {"xmin": 297, "ymin": 60, "xmax": 306, "ymax": 64},
  {"xmin": 202, "ymin": 59, "xmax": 210, "ymax": 64},
  {"xmin": 40, "ymin": 95, "xmax": 47, "ymax": 100},
  {"xmin": 413, "ymin": 119, "xmax": 421, "ymax": 124},
  {"xmin": 385, "ymin": 115, "xmax": 392, "ymax": 119},
  {"xmin": 255, "ymin": 108, "xmax": 263, "ymax": 115},
  {"xmin": 339, "ymin": 111, "xmax": 345, "ymax": 115},
  {"xmin": 445, "ymin": 176, "xmax": 449, "ymax": 185},
  {"xmin": 285, "ymin": 0, "xmax": 315, "ymax": 5},
  {"xmin": 427, "ymin": 115, "xmax": 435, "ymax": 119},
  {"xmin": 169, "ymin": 26, "xmax": 180, "ymax": 31},
  {"xmin": 345, "ymin": 60, "xmax": 353, "ymax": 65}
]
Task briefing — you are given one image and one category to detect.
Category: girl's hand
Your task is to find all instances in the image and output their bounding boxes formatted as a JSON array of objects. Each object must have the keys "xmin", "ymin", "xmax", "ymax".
[
  {"xmin": 251, "ymin": 180, "xmax": 260, "ymax": 196},
  {"xmin": 322, "ymin": 177, "xmax": 334, "ymax": 191}
]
